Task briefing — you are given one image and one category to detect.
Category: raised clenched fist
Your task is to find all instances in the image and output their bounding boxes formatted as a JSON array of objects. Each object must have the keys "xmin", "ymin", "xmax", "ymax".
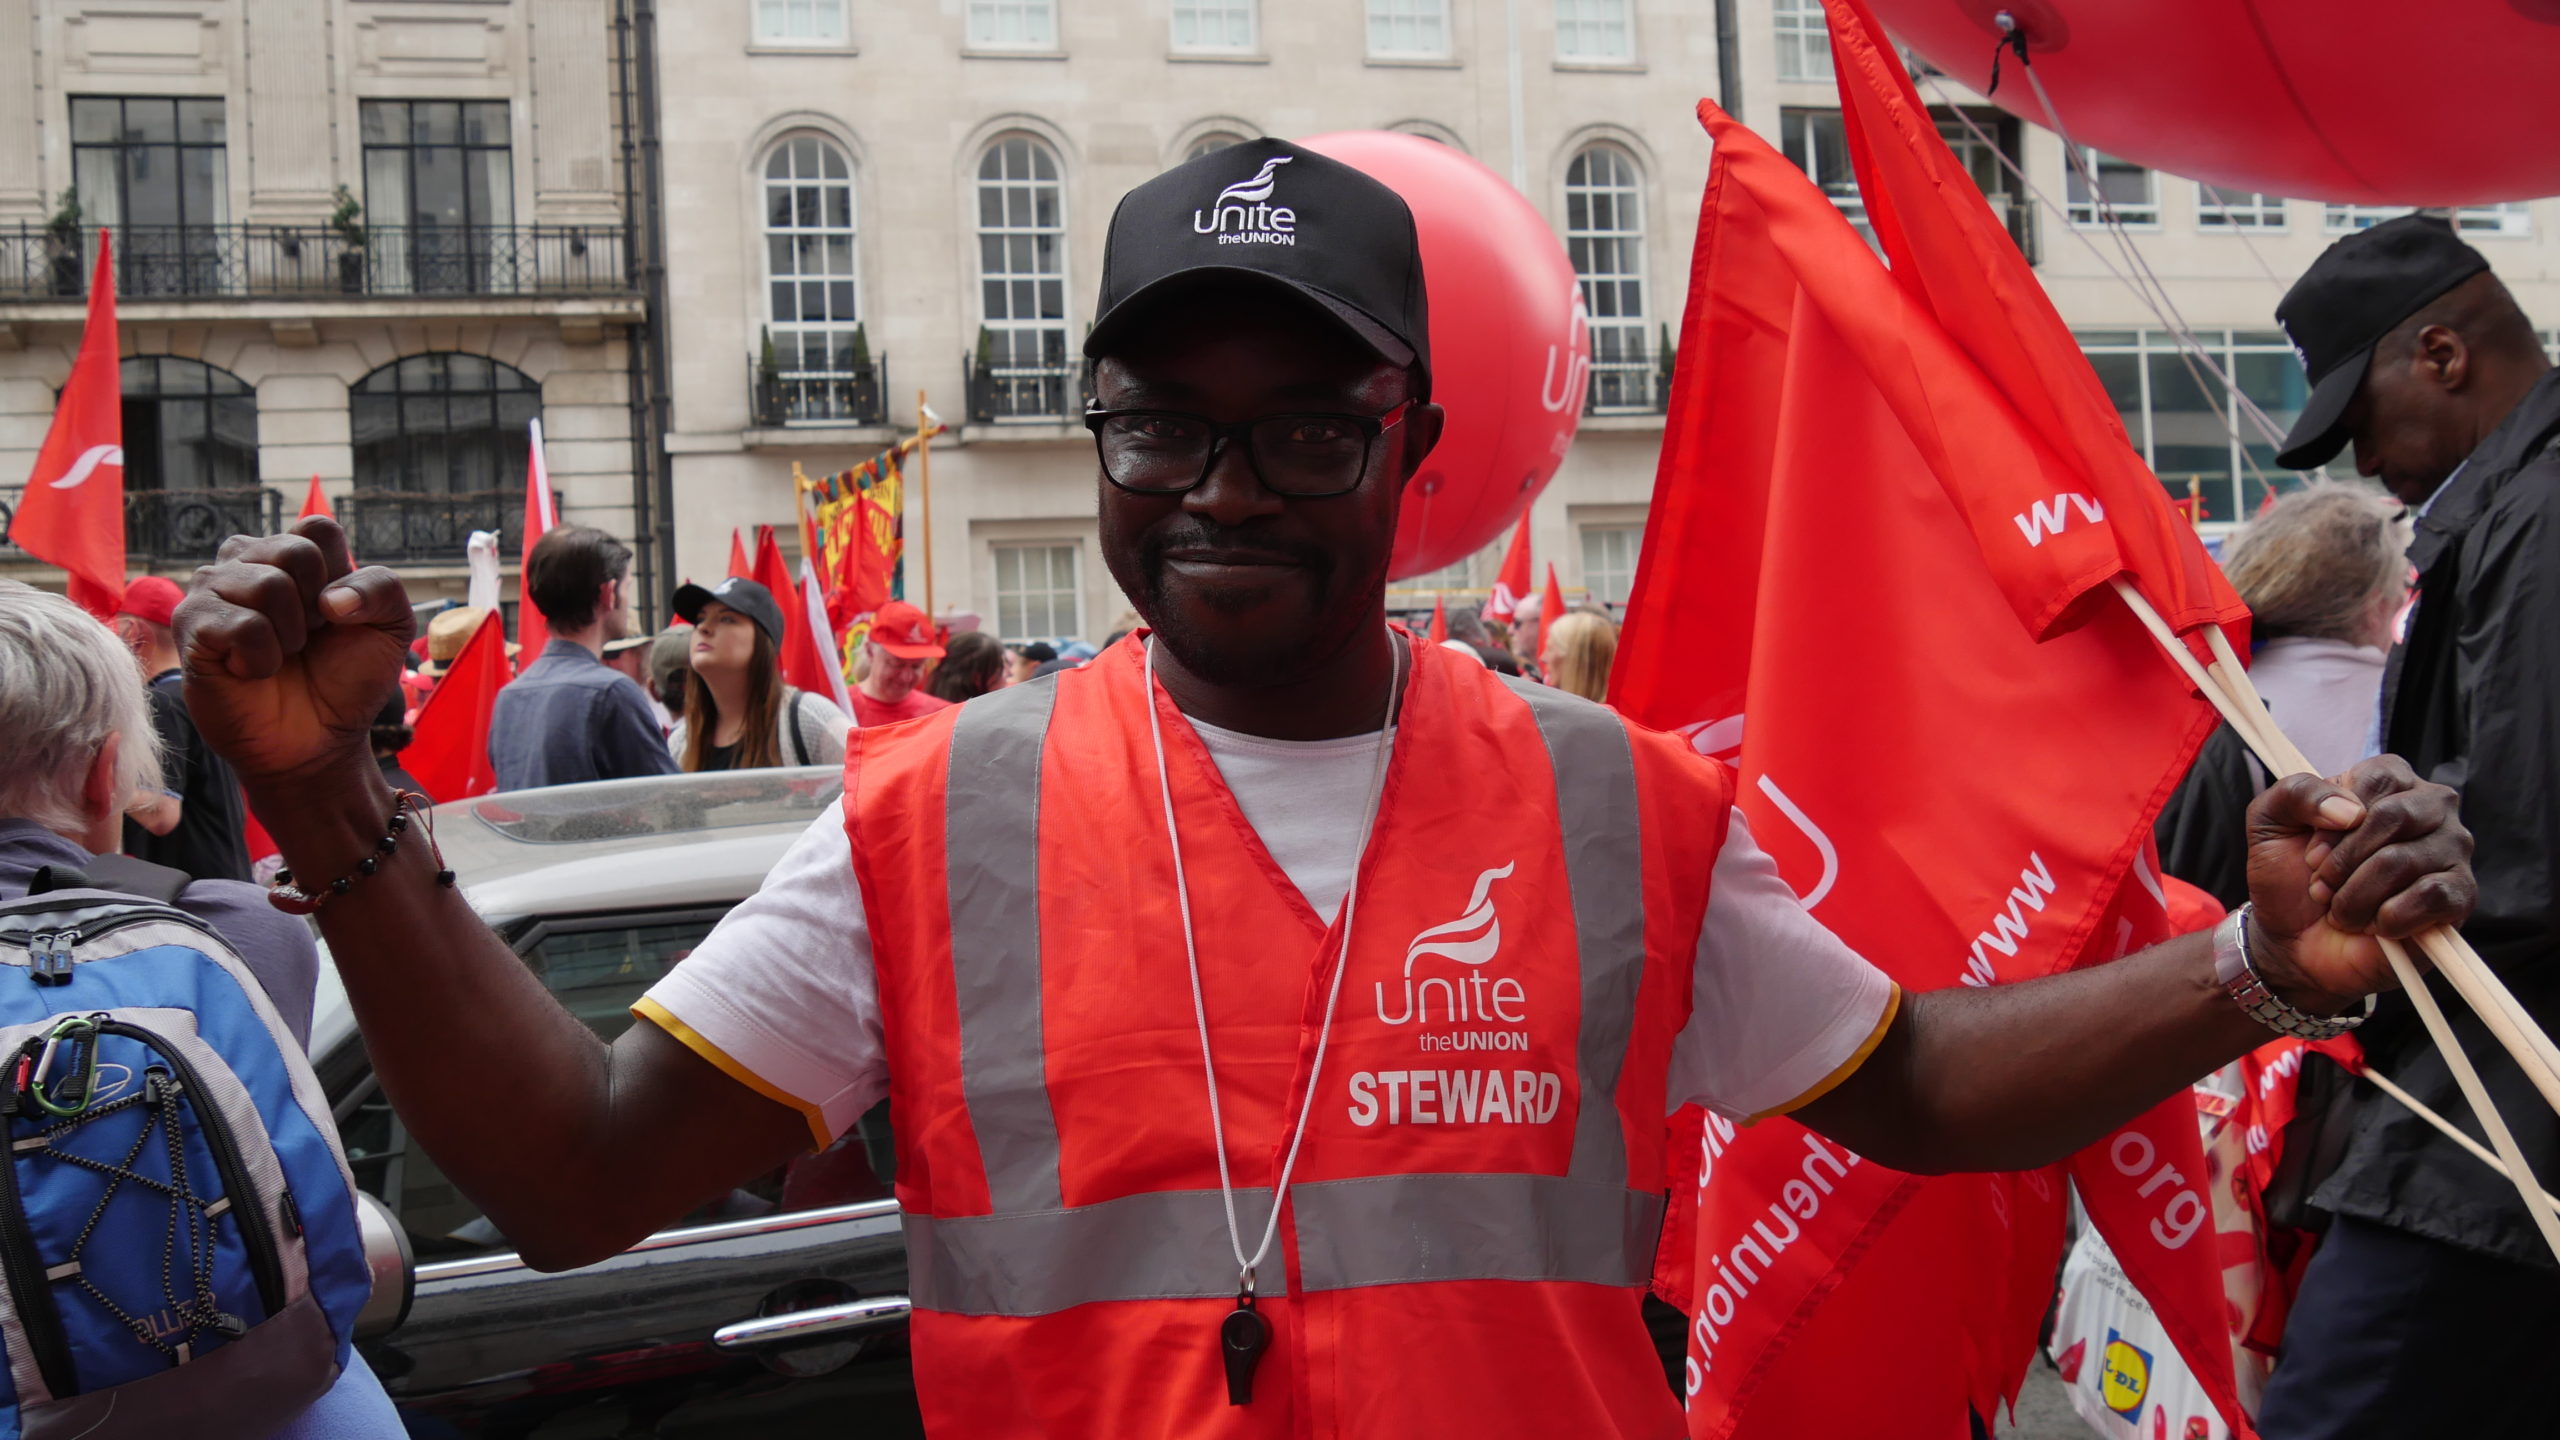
[{"xmin": 176, "ymin": 517, "xmax": 416, "ymax": 791}]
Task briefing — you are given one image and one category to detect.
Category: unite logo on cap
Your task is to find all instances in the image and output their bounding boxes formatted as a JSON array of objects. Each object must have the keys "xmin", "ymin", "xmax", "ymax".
[{"xmin": 1191, "ymin": 156, "xmax": 1298, "ymax": 247}]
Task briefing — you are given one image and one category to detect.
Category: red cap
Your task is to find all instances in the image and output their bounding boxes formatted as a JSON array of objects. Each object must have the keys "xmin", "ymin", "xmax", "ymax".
[
  {"xmin": 869, "ymin": 600, "xmax": 946, "ymax": 659},
  {"xmin": 116, "ymin": 576, "xmax": 184, "ymax": 630}
]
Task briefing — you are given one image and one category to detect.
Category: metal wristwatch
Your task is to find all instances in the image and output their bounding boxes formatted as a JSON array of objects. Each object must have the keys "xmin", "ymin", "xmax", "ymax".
[{"xmin": 2214, "ymin": 902, "xmax": 2374, "ymax": 1041}]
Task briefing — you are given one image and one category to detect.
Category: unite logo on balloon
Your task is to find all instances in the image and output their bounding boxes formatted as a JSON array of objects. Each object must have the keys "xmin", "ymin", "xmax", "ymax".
[{"xmin": 1192, "ymin": 156, "xmax": 1298, "ymax": 247}]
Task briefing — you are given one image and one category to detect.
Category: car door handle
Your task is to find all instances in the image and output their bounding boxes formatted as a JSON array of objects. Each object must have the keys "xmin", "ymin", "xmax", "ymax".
[{"xmin": 712, "ymin": 1295, "xmax": 912, "ymax": 1351}]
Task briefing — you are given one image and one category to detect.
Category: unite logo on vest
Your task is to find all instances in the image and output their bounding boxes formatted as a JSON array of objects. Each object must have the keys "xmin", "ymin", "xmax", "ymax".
[{"xmin": 1349, "ymin": 861, "xmax": 1562, "ymax": 1129}]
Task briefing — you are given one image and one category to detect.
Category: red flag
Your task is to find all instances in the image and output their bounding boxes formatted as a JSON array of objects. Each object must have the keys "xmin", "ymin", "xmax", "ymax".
[
  {"xmin": 15, "ymin": 232, "xmax": 123, "ymax": 616},
  {"xmin": 297, "ymin": 475, "xmax": 333, "ymax": 523},
  {"xmin": 515, "ymin": 420, "xmax": 557, "ymax": 674},
  {"xmin": 1611, "ymin": 96, "xmax": 2224, "ymax": 1437},
  {"xmin": 798, "ymin": 556, "xmax": 855, "ymax": 718},
  {"xmin": 1823, "ymin": 0, "xmax": 2246, "ymax": 646},
  {"xmin": 1535, "ymin": 562, "xmax": 1565, "ymax": 664},
  {"xmin": 1823, "ymin": 1, "xmax": 2263, "ymax": 1425},
  {"xmin": 727, "ymin": 528, "xmax": 754, "ymax": 581},
  {"xmin": 752, "ymin": 527, "xmax": 836, "ymax": 700},
  {"xmin": 1426, "ymin": 594, "xmax": 1447, "ymax": 646},
  {"xmin": 1481, "ymin": 509, "xmax": 1532, "ymax": 624},
  {"xmin": 405, "ymin": 610, "xmax": 510, "ymax": 802}
]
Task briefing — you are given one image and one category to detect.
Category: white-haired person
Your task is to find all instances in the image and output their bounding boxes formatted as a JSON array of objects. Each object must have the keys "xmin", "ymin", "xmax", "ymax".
[
  {"xmin": 2157, "ymin": 483, "xmax": 2413, "ymax": 907},
  {"xmin": 0, "ymin": 579, "xmax": 404, "ymax": 1435}
]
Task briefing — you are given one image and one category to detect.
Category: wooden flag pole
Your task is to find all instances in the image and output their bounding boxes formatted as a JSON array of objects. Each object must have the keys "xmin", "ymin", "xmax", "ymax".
[
  {"xmin": 2187, "ymin": 608, "xmax": 2560, "ymax": 1117},
  {"xmin": 2109, "ymin": 578, "xmax": 2560, "ymax": 1261},
  {"xmin": 2361, "ymin": 1066, "xmax": 2560, "ymax": 1213},
  {"xmin": 917, "ymin": 390, "xmax": 937, "ymax": 617}
]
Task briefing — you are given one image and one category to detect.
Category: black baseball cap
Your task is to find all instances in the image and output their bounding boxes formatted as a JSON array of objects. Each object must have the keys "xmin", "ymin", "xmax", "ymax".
[
  {"xmin": 1085, "ymin": 138, "xmax": 1430, "ymax": 391},
  {"xmin": 672, "ymin": 575, "xmax": 786, "ymax": 648},
  {"xmin": 2273, "ymin": 214, "xmax": 2490, "ymax": 470}
]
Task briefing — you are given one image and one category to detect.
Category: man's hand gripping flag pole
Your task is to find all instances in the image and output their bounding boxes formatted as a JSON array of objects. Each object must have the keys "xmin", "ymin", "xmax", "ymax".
[{"xmin": 2110, "ymin": 576, "xmax": 2560, "ymax": 1262}]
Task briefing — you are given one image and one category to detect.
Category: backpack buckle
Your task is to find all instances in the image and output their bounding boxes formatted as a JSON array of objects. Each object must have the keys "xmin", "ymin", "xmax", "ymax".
[{"xmin": 27, "ymin": 931, "xmax": 75, "ymax": 986}]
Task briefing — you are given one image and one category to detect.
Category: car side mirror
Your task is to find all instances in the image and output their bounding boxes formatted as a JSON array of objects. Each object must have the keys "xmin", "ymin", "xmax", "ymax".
[{"xmin": 352, "ymin": 1190, "xmax": 416, "ymax": 1342}]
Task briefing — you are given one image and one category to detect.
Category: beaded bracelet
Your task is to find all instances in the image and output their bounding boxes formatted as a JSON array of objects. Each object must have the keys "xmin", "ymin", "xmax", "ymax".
[{"xmin": 267, "ymin": 791, "xmax": 455, "ymax": 916}]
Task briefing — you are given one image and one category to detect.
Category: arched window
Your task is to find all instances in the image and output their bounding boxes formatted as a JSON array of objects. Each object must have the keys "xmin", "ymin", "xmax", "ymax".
[
  {"xmin": 763, "ymin": 135, "xmax": 862, "ymax": 373},
  {"xmin": 758, "ymin": 134, "xmax": 873, "ymax": 425},
  {"xmin": 1564, "ymin": 145, "xmax": 1653, "ymax": 413},
  {"xmin": 118, "ymin": 357, "xmax": 264, "ymax": 561},
  {"xmin": 348, "ymin": 353, "xmax": 542, "ymax": 560},
  {"xmin": 971, "ymin": 136, "xmax": 1070, "ymax": 421},
  {"xmin": 1185, "ymin": 132, "xmax": 1248, "ymax": 164}
]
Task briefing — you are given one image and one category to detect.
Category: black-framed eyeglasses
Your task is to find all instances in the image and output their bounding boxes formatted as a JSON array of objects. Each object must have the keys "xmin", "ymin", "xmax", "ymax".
[{"xmin": 1083, "ymin": 402, "xmax": 1414, "ymax": 498}]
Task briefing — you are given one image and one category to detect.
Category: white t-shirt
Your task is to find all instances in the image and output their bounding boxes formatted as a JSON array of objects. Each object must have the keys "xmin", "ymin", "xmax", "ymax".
[{"xmin": 639, "ymin": 720, "xmax": 1897, "ymax": 1140}]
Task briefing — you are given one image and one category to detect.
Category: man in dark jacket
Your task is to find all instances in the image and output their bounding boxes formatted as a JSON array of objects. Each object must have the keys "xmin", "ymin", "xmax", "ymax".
[{"xmin": 2256, "ymin": 214, "xmax": 2560, "ymax": 1439}]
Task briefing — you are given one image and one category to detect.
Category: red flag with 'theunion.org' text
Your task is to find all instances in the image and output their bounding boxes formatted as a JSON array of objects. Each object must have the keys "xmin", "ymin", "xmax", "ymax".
[{"xmin": 1611, "ymin": 87, "xmax": 2236, "ymax": 1440}]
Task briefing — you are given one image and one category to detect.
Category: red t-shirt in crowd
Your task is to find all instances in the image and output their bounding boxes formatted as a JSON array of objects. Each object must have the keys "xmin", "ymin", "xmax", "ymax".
[{"xmin": 852, "ymin": 687, "xmax": 953, "ymax": 728}]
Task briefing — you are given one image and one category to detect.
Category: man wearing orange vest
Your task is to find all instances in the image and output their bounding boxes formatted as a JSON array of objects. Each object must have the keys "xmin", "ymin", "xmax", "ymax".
[{"xmin": 175, "ymin": 140, "xmax": 2476, "ymax": 1437}]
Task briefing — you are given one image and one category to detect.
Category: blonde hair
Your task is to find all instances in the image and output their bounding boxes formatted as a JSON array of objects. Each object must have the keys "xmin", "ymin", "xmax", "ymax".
[
  {"xmin": 0, "ymin": 580, "xmax": 163, "ymax": 833},
  {"xmin": 2221, "ymin": 484, "xmax": 2409, "ymax": 644},
  {"xmin": 1540, "ymin": 609, "xmax": 1618, "ymax": 703}
]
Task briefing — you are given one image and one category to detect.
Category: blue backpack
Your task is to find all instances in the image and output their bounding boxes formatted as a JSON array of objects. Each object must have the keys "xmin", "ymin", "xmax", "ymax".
[{"xmin": 0, "ymin": 889, "xmax": 373, "ymax": 1439}]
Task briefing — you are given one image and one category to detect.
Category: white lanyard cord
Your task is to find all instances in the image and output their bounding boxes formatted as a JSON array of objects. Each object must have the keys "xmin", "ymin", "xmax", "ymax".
[{"xmin": 1143, "ymin": 632, "xmax": 1405, "ymax": 1296}]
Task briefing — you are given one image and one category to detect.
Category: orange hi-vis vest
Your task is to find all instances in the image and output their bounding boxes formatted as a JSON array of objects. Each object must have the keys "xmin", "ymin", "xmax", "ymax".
[{"xmin": 847, "ymin": 634, "xmax": 1734, "ymax": 1437}]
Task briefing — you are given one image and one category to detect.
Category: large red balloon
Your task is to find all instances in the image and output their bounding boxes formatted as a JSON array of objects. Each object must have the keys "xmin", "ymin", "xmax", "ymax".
[
  {"xmin": 1297, "ymin": 132, "xmax": 1589, "ymax": 580},
  {"xmin": 1872, "ymin": 0, "xmax": 2560, "ymax": 207}
]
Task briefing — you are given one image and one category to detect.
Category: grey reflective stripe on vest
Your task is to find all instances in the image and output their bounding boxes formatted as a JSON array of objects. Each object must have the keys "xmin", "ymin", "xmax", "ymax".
[
  {"xmin": 1292, "ymin": 1173, "xmax": 1664, "ymax": 1291},
  {"xmin": 945, "ymin": 679, "xmax": 1065, "ymax": 1214},
  {"xmin": 907, "ymin": 1177, "xmax": 1659, "ymax": 1315},
  {"xmin": 1498, "ymin": 678, "xmax": 1647, "ymax": 1191},
  {"xmin": 906, "ymin": 1188, "xmax": 1275, "ymax": 1316}
]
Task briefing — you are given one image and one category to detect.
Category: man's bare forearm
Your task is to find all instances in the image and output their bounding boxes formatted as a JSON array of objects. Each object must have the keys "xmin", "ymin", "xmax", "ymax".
[
  {"xmin": 254, "ymin": 759, "xmax": 783, "ymax": 1269},
  {"xmin": 1800, "ymin": 931, "xmax": 2276, "ymax": 1174}
]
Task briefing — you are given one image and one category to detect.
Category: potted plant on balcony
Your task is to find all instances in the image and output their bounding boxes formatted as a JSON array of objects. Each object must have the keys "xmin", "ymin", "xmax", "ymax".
[
  {"xmin": 1656, "ymin": 322, "xmax": 1677, "ymax": 408},
  {"xmin": 45, "ymin": 188, "xmax": 83, "ymax": 297},
  {"xmin": 757, "ymin": 325, "xmax": 782, "ymax": 424},
  {"xmin": 329, "ymin": 186, "xmax": 367, "ymax": 293},
  {"xmin": 846, "ymin": 323, "xmax": 877, "ymax": 423},
  {"xmin": 969, "ymin": 325, "xmax": 996, "ymax": 422}
]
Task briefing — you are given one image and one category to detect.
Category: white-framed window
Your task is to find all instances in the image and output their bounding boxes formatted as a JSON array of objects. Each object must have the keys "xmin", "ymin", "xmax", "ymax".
[
  {"xmin": 2064, "ymin": 145, "xmax": 2158, "ymax": 227},
  {"xmin": 762, "ymin": 135, "xmax": 861, "ymax": 379},
  {"xmin": 1773, "ymin": 0, "xmax": 1833, "ymax": 81},
  {"xmin": 1779, "ymin": 109, "xmax": 1867, "ymax": 240},
  {"xmin": 1395, "ymin": 537, "xmax": 1505, "ymax": 593},
  {"xmin": 1368, "ymin": 0, "xmax": 1451, "ymax": 59},
  {"xmin": 975, "ymin": 135, "xmax": 1071, "ymax": 420},
  {"xmin": 2197, "ymin": 184, "xmax": 2287, "ymax": 230},
  {"xmin": 2325, "ymin": 202, "xmax": 2533, "ymax": 238},
  {"xmin": 1172, "ymin": 0, "xmax": 1254, "ymax": 52},
  {"xmin": 1185, "ymin": 132, "xmax": 1249, "ymax": 163},
  {"xmin": 993, "ymin": 542, "xmax": 1082, "ymax": 640},
  {"xmin": 1579, "ymin": 525, "xmax": 1642, "ymax": 607},
  {"xmin": 1565, "ymin": 145, "xmax": 1652, "ymax": 414},
  {"xmin": 1555, "ymin": 0, "xmax": 1632, "ymax": 62},
  {"xmin": 968, "ymin": 0, "xmax": 1058, "ymax": 49},
  {"xmin": 754, "ymin": 0, "xmax": 846, "ymax": 45}
]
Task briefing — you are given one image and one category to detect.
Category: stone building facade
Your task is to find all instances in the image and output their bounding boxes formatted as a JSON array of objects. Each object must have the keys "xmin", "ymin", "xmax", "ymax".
[
  {"xmin": 656, "ymin": 0, "xmax": 2560, "ymax": 642},
  {"xmin": 0, "ymin": 0, "xmax": 650, "ymax": 608}
]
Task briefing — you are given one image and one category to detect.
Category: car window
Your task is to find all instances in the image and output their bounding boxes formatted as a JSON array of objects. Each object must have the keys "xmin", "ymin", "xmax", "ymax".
[{"xmin": 326, "ymin": 908, "xmax": 895, "ymax": 1261}]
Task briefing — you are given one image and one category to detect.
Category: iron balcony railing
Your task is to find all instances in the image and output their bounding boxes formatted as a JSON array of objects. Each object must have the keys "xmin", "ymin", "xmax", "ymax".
[
  {"xmin": 0, "ymin": 484, "xmax": 282, "ymax": 566},
  {"xmin": 749, "ymin": 357, "xmax": 890, "ymax": 428},
  {"xmin": 966, "ymin": 352, "xmax": 1091, "ymax": 424},
  {"xmin": 1584, "ymin": 344, "xmax": 1673, "ymax": 416},
  {"xmin": 2, "ymin": 224, "xmax": 632, "ymax": 301},
  {"xmin": 338, "ymin": 487, "xmax": 559, "ymax": 564}
]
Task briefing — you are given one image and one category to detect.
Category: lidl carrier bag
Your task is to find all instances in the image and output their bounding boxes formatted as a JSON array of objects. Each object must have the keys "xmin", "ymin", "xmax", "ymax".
[{"xmin": 0, "ymin": 891, "xmax": 372, "ymax": 1439}]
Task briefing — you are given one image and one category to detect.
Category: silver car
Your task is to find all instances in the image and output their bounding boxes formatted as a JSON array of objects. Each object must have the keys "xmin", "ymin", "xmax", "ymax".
[{"xmin": 312, "ymin": 768, "xmax": 918, "ymax": 1437}]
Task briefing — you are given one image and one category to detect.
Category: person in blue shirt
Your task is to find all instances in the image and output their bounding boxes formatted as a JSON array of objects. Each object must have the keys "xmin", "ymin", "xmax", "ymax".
[{"xmin": 488, "ymin": 526, "xmax": 680, "ymax": 791}]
